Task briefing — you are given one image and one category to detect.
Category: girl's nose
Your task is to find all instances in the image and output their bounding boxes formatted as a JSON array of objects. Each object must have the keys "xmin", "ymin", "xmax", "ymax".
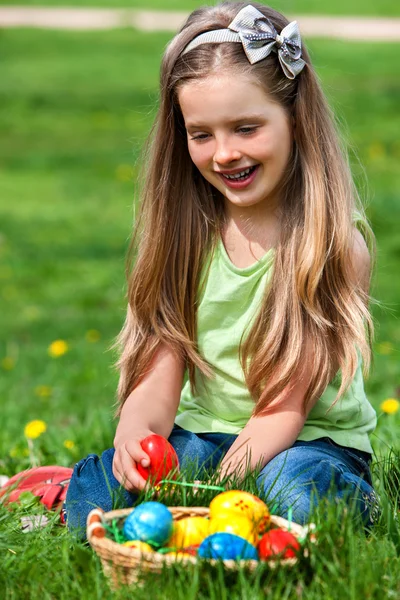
[{"xmin": 213, "ymin": 138, "xmax": 242, "ymax": 165}]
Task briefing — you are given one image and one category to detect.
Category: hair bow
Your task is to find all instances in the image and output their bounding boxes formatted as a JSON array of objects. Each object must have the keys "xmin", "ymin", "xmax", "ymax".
[{"xmin": 182, "ymin": 5, "xmax": 306, "ymax": 80}]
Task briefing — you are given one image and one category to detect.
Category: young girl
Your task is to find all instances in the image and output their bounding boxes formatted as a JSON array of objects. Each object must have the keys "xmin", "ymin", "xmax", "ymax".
[{"xmin": 65, "ymin": 1, "xmax": 379, "ymax": 534}]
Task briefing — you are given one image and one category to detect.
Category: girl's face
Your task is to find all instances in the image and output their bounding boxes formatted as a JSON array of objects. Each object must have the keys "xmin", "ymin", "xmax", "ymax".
[{"xmin": 178, "ymin": 73, "xmax": 293, "ymax": 215}]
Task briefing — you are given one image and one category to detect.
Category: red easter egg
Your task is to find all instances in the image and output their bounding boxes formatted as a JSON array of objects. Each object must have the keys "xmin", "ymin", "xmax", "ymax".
[
  {"xmin": 182, "ymin": 544, "xmax": 200, "ymax": 556},
  {"xmin": 137, "ymin": 434, "xmax": 179, "ymax": 484},
  {"xmin": 258, "ymin": 529, "xmax": 300, "ymax": 560}
]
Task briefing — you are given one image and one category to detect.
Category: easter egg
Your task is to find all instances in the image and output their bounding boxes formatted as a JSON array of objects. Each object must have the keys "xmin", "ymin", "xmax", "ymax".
[
  {"xmin": 123, "ymin": 540, "xmax": 154, "ymax": 553},
  {"xmin": 208, "ymin": 513, "xmax": 258, "ymax": 545},
  {"xmin": 168, "ymin": 516, "xmax": 209, "ymax": 548},
  {"xmin": 123, "ymin": 502, "xmax": 173, "ymax": 546},
  {"xmin": 198, "ymin": 533, "xmax": 259, "ymax": 561},
  {"xmin": 210, "ymin": 490, "xmax": 270, "ymax": 533},
  {"xmin": 258, "ymin": 529, "xmax": 300, "ymax": 560},
  {"xmin": 137, "ymin": 434, "xmax": 179, "ymax": 485},
  {"xmin": 181, "ymin": 544, "xmax": 200, "ymax": 556}
]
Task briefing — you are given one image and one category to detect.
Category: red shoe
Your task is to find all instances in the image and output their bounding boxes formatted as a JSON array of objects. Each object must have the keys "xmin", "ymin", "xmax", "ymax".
[{"xmin": 0, "ymin": 466, "xmax": 72, "ymax": 520}]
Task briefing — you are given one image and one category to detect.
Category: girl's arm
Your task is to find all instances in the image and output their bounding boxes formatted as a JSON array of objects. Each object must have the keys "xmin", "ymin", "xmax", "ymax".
[
  {"xmin": 113, "ymin": 343, "xmax": 185, "ymax": 491},
  {"xmin": 219, "ymin": 364, "xmax": 316, "ymax": 481},
  {"xmin": 220, "ymin": 228, "xmax": 371, "ymax": 481}
]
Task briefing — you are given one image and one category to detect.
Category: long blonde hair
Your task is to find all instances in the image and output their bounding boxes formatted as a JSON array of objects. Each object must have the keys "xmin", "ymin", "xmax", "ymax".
[{"xmin": 116, "ymin": 1, "xmax": 374, "ymax": 416}]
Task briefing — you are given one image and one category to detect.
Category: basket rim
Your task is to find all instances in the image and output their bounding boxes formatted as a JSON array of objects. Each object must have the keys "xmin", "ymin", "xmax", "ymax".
[{"xmin": 87, "ymin": 505, "xmax": 308, "ymax": 569}]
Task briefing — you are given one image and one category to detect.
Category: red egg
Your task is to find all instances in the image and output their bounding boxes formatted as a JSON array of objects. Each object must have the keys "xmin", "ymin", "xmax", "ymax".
[
  {"xmin": 258, "ymin": 529, "xmax": 300, "ymax": 560},
  {"xmin": 137, "ymin": 434, "xmax": 179, "ymax": 484}
]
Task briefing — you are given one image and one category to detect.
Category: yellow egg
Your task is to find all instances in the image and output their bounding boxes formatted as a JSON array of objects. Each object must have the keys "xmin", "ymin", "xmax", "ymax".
[
  {"xmin": 209, "ymin": 513, "xmax": 258, "ymax": 545},
  {"xmin": 123, "ymin": 540, "xmax": 154, "ymax": 553},
  {"xmin": 210, "ymin": 490, "xmax": 270, "ymax": 533},
  {"xmin": 167, "ymin": 516, "xmax": 209, "ymax": 548}
]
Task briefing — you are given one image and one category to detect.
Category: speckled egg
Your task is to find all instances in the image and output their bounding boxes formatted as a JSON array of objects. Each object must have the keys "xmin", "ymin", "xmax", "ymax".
[
  {"xmin": 123, "ymin": 502, "xmax": 173, "ymax": 546},
  {"xmin": 210, "ymin": 490, "xmax": 270, "ymax": 533},
  {"xmin": 198, "ymin": 532, "xmax": 259, "ymax": 561}
]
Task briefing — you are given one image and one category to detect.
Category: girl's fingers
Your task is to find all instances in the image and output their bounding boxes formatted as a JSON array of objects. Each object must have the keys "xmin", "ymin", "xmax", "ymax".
[
  {"xmin": 118, "ymin": 449, "xmax": 148, "ymax": 492},
  {"xmin": 112, "ymin": 453, "xmax": 138, "ymax": 491},
  {"xmin": 124, "ymin": 440, "xmax": 150, "ymax": 468}
]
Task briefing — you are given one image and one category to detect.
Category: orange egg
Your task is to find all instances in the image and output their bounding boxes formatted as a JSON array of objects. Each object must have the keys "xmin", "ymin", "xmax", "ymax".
[
  {"xmin": 209, "ymin": 513, "xmax": 258, "ymax": 545},
  {"xmin": 167, "ymin": 516, "xmax": 209, "ymax": 548},
  {"xmin": 210, "ymin": 490, "xmax": 270, "ymax": 533}
]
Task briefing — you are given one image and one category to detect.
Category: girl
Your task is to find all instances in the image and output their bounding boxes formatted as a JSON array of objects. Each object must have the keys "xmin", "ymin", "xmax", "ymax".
[{"xmin": 65, "ymin": 1, "xmax": 379, "ymax": 534}]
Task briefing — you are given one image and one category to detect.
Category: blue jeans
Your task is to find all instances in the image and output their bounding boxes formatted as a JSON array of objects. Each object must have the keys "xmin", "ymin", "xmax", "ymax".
[{"xmin": 65, "ymin": 424, "xmax": 378, "ymax": 537}]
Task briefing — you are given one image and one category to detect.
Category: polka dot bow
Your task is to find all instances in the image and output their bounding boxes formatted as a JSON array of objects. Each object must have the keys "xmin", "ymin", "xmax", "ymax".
[{"xmin": 183, "ymin": 4, "xmax": 306, "ymax": 80}]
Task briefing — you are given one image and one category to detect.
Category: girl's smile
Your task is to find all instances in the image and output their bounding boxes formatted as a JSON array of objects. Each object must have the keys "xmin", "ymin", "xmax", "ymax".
[{"xmin": 178, "ymin": 74, "xmax": 293, "ymax": 218}]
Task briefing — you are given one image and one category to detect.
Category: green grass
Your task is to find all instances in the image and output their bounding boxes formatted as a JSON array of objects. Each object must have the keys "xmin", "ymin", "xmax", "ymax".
[
  {"xmin": 1, "ymin": 0, "xmax": 400, "ymax": 17},
  {"xmin": 1, "ymin": 27, "xmax": 400, "ymax": 598}
]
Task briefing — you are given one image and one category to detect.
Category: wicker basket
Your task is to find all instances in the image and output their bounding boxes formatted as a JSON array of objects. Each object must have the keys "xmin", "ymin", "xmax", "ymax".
[{"xmin": 87, "ymin": 506, "xmax": 308, "ymax": 588}]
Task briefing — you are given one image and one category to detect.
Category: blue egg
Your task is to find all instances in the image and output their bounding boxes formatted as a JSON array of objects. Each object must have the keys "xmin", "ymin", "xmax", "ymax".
[
  {"xmin": 123, "ymin": 502, "xmax": 173, "ymax": 546},
  {"xmin": 198, "ymin": 533, "xmax": 259, "ymax": 561}
]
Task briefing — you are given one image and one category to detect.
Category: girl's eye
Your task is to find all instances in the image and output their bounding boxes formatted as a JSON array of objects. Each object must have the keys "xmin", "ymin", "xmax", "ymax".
[
  {"xmin": 190, "ymin": 133, "xmax": 209, "ymax": 141},
  {"xmin": 238, "ymin": 126, "xmax": 257, "ymax": 135}
]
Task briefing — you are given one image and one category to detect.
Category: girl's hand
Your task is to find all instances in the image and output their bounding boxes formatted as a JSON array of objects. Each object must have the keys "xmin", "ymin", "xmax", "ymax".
[{"xmin": 112, "ymin": 433, "xmax": 153, "ymax": 493}]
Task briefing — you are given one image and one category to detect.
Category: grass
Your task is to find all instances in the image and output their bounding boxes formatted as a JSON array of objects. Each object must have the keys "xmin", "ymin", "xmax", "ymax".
[
  {"xmin": 1, "ymin": 0, "xmax": 400, "ymax": 18},
  {"xmin": 0, "ymin": 26, "xmax": 399, "ymax": 598}
]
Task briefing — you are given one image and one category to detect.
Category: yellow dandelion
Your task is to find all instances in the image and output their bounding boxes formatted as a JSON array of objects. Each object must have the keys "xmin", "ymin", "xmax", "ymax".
[
  {"xmin": 63, "ymin": 440, "xmax": 75, "ymax": 450},
  {"xmin": 368, "ymin": 142, "xmax": 385, "ymax": 162},
  {"xmin": 91, "ymin": 110, "xmax": 111, "ymax": 127},
  {"xmin": 2, "ymin": 285, "xmax": 17, "ymax": 300},
  {"xmin": 376, "ymin": 342, "xmax": 394, "ymax": 355},
  {"xmin": 48, "ymin": 340, "xmax": 68, "ymax": 358},
  {"xmin": 9, "ymin": 446, "xmax": 20, "ymax": 458},
  {"xmin": 380, "ymin": 398, "xmax": 400, "ymax": 415},
  {"xmin": 85, "ymin": 329, "xmax": 101, "ymax": 343},
  {"xmin": 0, "ymin": 265, "xmax": 13, "ymax": 280},
  {"xmin": 23, "ymin": 306, "xmax": 41, "ymax": 321},
  {"xmin": 115, "ymin": 164, "xmax": 133, "ymax": 182},
  {"xmin": 34, "ymin": 385, "xmax": 52, "ymax": 398},
  {"xmin": 24, "ymin": 420, "xmax": 47, "ymax": 440},
  {"xmin": 1, "ymin": 356, "xmax": 15, "ymax": 370}
]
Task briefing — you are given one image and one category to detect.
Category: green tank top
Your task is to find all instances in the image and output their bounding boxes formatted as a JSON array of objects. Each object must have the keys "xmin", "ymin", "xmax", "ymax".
[{"xmin": 176, "ymin": 236, "xmax": 376, "ymax": 454}]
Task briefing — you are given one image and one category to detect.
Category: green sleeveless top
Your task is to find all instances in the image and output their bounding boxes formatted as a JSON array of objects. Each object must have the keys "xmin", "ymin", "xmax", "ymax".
[{"xmin": 176, "ymin": 236, "xmax": 376, "ymax": 454}]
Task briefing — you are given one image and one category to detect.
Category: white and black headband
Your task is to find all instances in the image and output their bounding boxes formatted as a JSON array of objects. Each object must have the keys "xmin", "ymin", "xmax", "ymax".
[{"xmin": 182, "ymin": 4, "xmax": 306, "ymax": 80}]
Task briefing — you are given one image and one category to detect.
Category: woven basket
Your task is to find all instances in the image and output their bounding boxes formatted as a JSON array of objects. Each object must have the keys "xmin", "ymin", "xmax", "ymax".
[{"xmin": 87, "ymin": 506, "xmax": 308, "ymax": 588}]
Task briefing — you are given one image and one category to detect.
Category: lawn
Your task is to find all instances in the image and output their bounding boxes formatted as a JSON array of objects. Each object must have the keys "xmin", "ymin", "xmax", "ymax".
[
  {"xmin": 1, "ymin": 0, "xmax": 400, "ymax": 17},
  {"xmin": 0, "ymin": 27, "xmax": 400, "ymax": 599}
]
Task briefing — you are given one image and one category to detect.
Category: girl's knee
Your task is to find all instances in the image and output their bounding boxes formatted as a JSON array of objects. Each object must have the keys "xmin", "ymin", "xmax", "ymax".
[
  {"xmin": 337, "ymin": 472, "xmax": 381, "ymax": 528},
  {"xmin": 65, "ymin": 448, "xmax": 134, "ymax": 538}
]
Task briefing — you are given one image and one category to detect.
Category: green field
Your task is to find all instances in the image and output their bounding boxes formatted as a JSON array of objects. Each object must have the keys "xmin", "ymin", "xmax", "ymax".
[
  {"xmin": 1, "ymin": 0, "xmax": 400, "ymax": 17},
  {"xmin": 1, "ymin": 27, "xmax": 400, "ymax": 599}
]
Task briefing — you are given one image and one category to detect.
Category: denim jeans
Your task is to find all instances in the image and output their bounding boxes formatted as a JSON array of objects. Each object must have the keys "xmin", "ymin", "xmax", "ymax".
[{"xmin": 65, "ymin": 424, "xmax": 379, "ymax": 537}]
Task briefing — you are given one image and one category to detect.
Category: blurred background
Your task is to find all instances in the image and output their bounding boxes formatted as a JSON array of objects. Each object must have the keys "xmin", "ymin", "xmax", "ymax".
[{"xmin": 1, "ymin": 0, "xmax": 399, "ymax": 473}]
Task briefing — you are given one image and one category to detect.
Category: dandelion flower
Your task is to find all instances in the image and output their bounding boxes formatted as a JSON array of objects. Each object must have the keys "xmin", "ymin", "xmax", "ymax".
[
  {"xmin": 24, "ymin": 420, "xmax": 47, "ymax": 439},
  {"xmin": 376, "ymin": 342, "xmax": 394, "ymax": 356},
  {"xmin": 85, "ymin": 329, "xmax": 100, "ymax": 343},
  {"xmin": 380, "ymin": 398, "xmax": 400, "ymax": 415},
  {"xmin": 9, "ymin": 446, "xmax": 20, "ymax": 458},
  {"xmin": 63, "ymin": 440, "xmax": 75, "ymax": 450},
  {"xmin": 34, "ymin": 385, "xmax": 52, "ymax": 398},
  {"xmin": 1, "ymin": 357, "xmax": 15, "ymax": 370},
  {"xmin": 368, "ymin": 142, "xmax": 385, "ymax": 161},
  {"xmin": 48, "ymin": 340, "xmax": 68, "ymax": 358},
  {"xmin": 115, "ymin": 164, "xmax": 133, "ymax": 182}
]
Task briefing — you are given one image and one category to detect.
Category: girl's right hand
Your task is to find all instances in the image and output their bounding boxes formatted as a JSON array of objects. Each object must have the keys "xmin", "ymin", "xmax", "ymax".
[{"xmin": 112, "ymin": 435, "xmax": 152, "ymax": 493}]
